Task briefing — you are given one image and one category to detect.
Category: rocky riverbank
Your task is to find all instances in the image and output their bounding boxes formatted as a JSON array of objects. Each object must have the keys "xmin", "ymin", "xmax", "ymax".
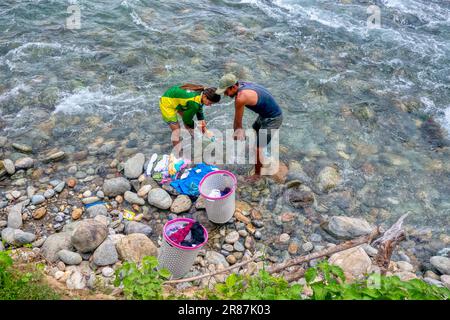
[{"xmin": 1, "ymin": 138, "xmax": 450, "ymax": 295}]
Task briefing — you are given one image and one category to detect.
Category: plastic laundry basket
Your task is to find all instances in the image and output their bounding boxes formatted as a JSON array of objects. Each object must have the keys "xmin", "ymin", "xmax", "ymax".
[
  {"xmin": 157, "ymin": 218, "xmax": 208, "ymax": 280},
  {"xmin": 199, "ymin": 170, "xmax": 237, "ymax": 224}
]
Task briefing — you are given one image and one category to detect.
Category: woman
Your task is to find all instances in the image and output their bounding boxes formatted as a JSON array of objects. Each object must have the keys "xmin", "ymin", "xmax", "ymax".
[{"xmin": 159, "ymin": 84, "xmax": 221, "ymax": 149}]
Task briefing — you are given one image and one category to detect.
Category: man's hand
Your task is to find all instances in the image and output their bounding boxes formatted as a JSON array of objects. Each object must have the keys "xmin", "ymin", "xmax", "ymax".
[
  {"xmin": 198, "ymin": 120, "xmax": 207, "ymax": 134},
  {"xmin": 233, "ymin": 128, "xmax": 245, "ymax": 141}
]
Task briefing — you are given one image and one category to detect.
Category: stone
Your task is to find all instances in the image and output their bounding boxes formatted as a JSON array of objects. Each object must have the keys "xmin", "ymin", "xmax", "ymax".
[
  {"xmin": 41, "ymin": 232, "xmax": 73, "ymax": 263},
  {"xmin": 94, "ymin": 215, "xmax": 111, "ymax": 227},
  {"xmin": 396, "ymin": 261, "xmax": 414, "ymax": 273},
  {"xmin": 222, "ymin": 244, "xmax": 234, "ymax": 252},
  {"xmin": 226, "ymin": 255, "xmax": 237, "ymax": 265},
  {"xmin": 32, "ymin": 238, "xmax": 46, "ymax": 248},
  {"xmin": 147, "ymin": 188, "xmax": 172, "ymax": 209},
  {"xmin": 170, "ymin": 195, "xmax": 192, "ymax": 213},
  {"xmin": 317, "ymin": 166, "xmax": 341, "ymax": 192},
  {"xmin": 86, "ymin": 204, "xmax": 108, "ymax": 218},
  {"xmin": 31, "ymin": 194, "xmax": 46, "ymax": 205},
  {"xmin": 67, "ymin": 178, "xmax": 77, "ymax": 188},
  {"xmin": 124, "ymin": 221, "xmax": 152, "ymax": 237},
  {"xmin": 0, "ymin": 136, "xmax": 7, "ymax": 147},
  {"xmin": 124, "ymin": 191, "xmax": 145, "ymax": 205},
  {"xmin": 66, "ymin": 271, "xmax": 86, "ymax": 290},
  {"xmin": 325, "ymin": 216, "xmax": 373, "ymax": 239},
  {"xmin": 279, "ymin": 233, "xmax": 290, "ymax": 243},
  {"xmin": 225, "ymin": 231, "xmax": 240, "ymax": 244},
  {"xmin": 26, "ymin": 186, "xmax": 36, "ymax": 198},
  {"xmin": 137, "ymin": 185, "xmax": 152, "ymax": 197},
  {"xmin": 0, "ymin": 242, "xmax": 4, "ymax": 252},
  {"xmin": 71, "ymin": 219, "xmax": 108, "ymax": 253},
  {"xmin": 423, "ymin": 277, "xmax": 444, "ymax": 287},
  {"xmin": 43, "ymin": 151, "xmax": 65, "ymax": 163},
  {"xmin": 14, "ymin": 157, "xmax": 34, "ymax": 169},
  {"xmin": 13, "ymin": 230, "xmax": 36, "ymax": 245},
  {"xmin": 205, "ymin": 251, "xmax": 229, "ymax": 267},
  {"xmin": 102, "ymin": 267, "xmax": 115, "ymax": 278},
  {"xmin": 12, "ymin": 143, "xmax": 32, "ymax": 153},
  {"xmin": 302, "ymin": 242, "xmax": 314, "ymax": 252},
  {"xmin": 430, "ymin": 256, "xmax": 450, "ymax": 275},
  {"xmin": 57, "ymin": 250, "xmax": 82, "ymax": 265},
  {"xmin": 195, "ymin": 196, "xmax": 206, "ymax": 209},
  {"xmin": 7, "ymin": 203, "xmax": 23, "ymax": 229},
  {"xmin": 71, "ymin": 208, "xmax": 83, "ymax": 220},
  {"xmin": 234, "ymin": 210, "xmax": 251, "ymax": 225},
  {"xmin": 440, "ymin": 275, "xmax": 450, "ymax": 289},
  {"xmin": 1, "ymin": 228, "xmax": 16, "ymax": 244},
  {"xmin": 93, "ymin": 240, "xmax": 119, "ymax": 266},
  {"xmin": 33, "ymin": 207, "xmax": 47, "ymax": 219},
  {"xmin": 82, "ymin": 190, "xmax": 92, "ymax": 198},
  {"xmin": 44, "ymin": 189, "xmax": 55, "ymax": 199},
  {"xmin": 3, "ymin": 159, "xmax": 15, "ymax": 175},
  {"xmin": 54, "ymin": 182, "xmax": 65, "ymax": 193},
  {"xmin": 329, "ymin": 246, "xmax": 372, "ymax": 281},
  {"xmin": 394, "ymin": 272, "xmax": 418, "ymax": 282},
  {"xmin": 124, "ymin": 153, "xmax": 145, "ymax": 179},
  {"xmin": 103, "ymin": 177, "xmax": 131, "ymax": 197},
  {"xmin": 116, "ymin": 233, "xmax": 158, "ymax": 263},
  {"xmin": 97, "ymin": 191, "xmax": 104, "ymax": 198},
  {"xmin": 233, "ymin": 241, "xmax": 245, "ymax": 252},
  {"xmin": 82, "ymin": 196, "xmax": 100, "ymax": 204},
  {"xmin": 361, "ymin": 244, "xmax": 378, "ymax": 257},
  {"xmin": 288, "ymin": 242, "xmax": 299, "ymax": 255}
]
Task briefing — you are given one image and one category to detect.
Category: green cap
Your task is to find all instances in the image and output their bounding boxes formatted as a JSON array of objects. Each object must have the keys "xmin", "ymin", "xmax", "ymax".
[{"xmin": 215, "ymin": 73, "xmax": 238, "ymax": 94}]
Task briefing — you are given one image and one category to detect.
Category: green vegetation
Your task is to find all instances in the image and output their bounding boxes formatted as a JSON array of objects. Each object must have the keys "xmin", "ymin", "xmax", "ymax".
[{"xmin": 0, "ymin": 251, "xmax": 60, "ymax": 300}]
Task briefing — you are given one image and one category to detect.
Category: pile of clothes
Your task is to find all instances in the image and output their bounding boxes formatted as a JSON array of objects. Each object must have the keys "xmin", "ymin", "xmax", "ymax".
[
  {"xmin": 166, "ymin": 221, "xmax": 205, "ymax": 247},
  {"xmin": 146, "ymin": 153, "xmax": 188, "ymax": 183}
]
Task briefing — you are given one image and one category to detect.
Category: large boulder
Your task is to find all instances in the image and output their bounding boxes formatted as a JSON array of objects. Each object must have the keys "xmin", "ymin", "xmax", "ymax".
[
  {"xmin": 317, "ymin": 166, "xmax": 341, "ymax": 192},
  {"xmin": 71, "ymin": 219, "xmax": 108, "ymax": 253},
  {"xmin": 7, "ymin": 203, "xmax": 23, "ymax": 229},
  {"xmin": 41, "ymin": 232, "xmax": 73, "ymax": 263},
  {"xmin": 92, "ymin": 239, "xmax": 119, "ymax": 266},
  {"xmin": 170, "ymin": 195, "xmax": 192, "ymax": 213},
  {"xmin": 325, "ymin": 216, "xmax": 373, "ymax": 240},
  {"xmin": 57, "ymin": 250, "xmax": 82, "ymax": 265},
  {"xmin": 103, "ymin": 177, "xmax": 131, "ymax": 197},
  {"xmin": 124, "ymin": 221, "xmax": 152, "ymax": 237},
  {"xmin": 124, "ymin": 153, "xmax": 145, "ymax": 179},
  {"xmin": 430, "ymin": 256, "xmax": 450, "ymax": 275},
  {"xmin": 116, "ymin": 233, "xmax": 158, "ymax": 263},
  {"xmin": 147, "ymin": 188, "xmax": 172, "ymax": 209},
  {"xmin": 329, "ymin": 246, "xmax": 372, "ymax": 281}
]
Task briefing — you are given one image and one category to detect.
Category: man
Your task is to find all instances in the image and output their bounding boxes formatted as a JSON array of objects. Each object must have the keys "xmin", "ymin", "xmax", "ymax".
[{"xmin": 216, "ymin": 73, "xmax": 283, "ymax": 177}]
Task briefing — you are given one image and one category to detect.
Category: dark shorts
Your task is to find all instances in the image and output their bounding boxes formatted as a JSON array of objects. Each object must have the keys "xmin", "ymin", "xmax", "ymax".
[{"xmin": 252, "ymin": 115, "xmax": 283, "ymax": 147}]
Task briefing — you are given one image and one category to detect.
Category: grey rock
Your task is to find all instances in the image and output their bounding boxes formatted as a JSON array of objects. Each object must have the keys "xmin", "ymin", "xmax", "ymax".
[
  {"xmin": 41, "ymin": 232, "xmax": 74, "ymax": 263},
  {"xmin": 233, "ymin": 241, "xmax": 245, "ymax": 252},
  {"xmin": 102, "ymin": 267, "xmax": 115, "ymax": 277},
  {"xmin": 54, "ymin": 182, "xmax": 66, "ymax": 193},
  {"xmin": 396, "ymin": 261, "xmax": 414, "ymax": 273},
  {"xmin": 66, "ymin": 271, "xmax": 86, "ymax": 290},
  {"xmin": 124, "ymin": 221, "xmax": 152, "ymax": 237},
  {"xmin": 44, "ymin": 189, "xmax": 55, "ymax": 199},
  {"xmin": 14, "ymin": 157, "xmax": 34, "ymax": 169},
  {"xmin": 362, "ymin": 244, "xmax": 378, "ymax": 257},
  {"xmin": 205, "ymin": 251, "xmax": 229, "ymax": 267},
  {"xmin": 71, "ymin": 219, "xmax": 108, "ymax": 253},
  {"xmin": 0, "ymin": 242, "xmax": 4, "ymax": 251},
  {"xmin": 50, "ymin": 180, "xmax": 62, "ymax": 187},
  {"xmin": 0, "ymin": 202, "xmax": 8, "ymax": 209},
  {"xmin": 124, "ymin": 153, "xmax": 145, "ymax": 179},
  {"xmin": 7, "ymin": 203, "xmax": 23, "ymax": 229},
  {"xmin": 430, "ymin": 256, "xmax": 450, "ymax": 275},
  {"xmin": 82, "ymin": 196, "xmax": 100, "ymax": 204},
  {"xmin": 302, "ymin": 242, "xmax": 314, "ymax": 252},
  {"xmin": 103, "ymin": 177, "xmax": 131, "ymax": 197},
  {"xmin": 310, "ymin": 233, "xmax": 322, "ymax": 242},
  {"xmin": 3, "ymin": 159, "xmax": 15, "ymax": 175},
  {"xmin": 86, "ymin": 204, "xmax": 108, "ymax": 218},
  {"xmin": 57, "ymin": 250, "xmax": 82, "ymax": 265},
  {"xmin": 26, "ymin": 186, "xmax": 36, "ymax": 198},
  {"xmin": 1, "ymin": 228, "xmax": 16, "ymax": 244},
  {"xmin": 12, "ymin": 143, "xmax": 32, "ymax": 153},
  {"xmin": 32, "ymin": 238, "xmax": 46, "ymax": 248},
  {"xmin": 423, "ymin": 277, "xmax": 444, "ymax": 287},
  {"xmin": 62, "ymin": 221, "xmax": 82, "ymax": 233},
  {"xmin": 96, "ymin": 191, "xmax": 104, "ymax": 198},
  {"xmin": 75, "ymin": 171, "xmax": 87, "ymax": 179},
  {"xmin": 147, "ymin": 188, "xmax": 172, "ymax": 209},
  {"xmin": 252, "ymin": 220, "xmax": 264, "ymax": 228},
  {"xmin": 31, "ymin": 194, "xmax": 46, "ymax": 205},
  {"xmin": 170, "ymin": 195, "xmax": 192, "ymax": 213},
  {"xmin": 225, "ymin": 231, "xmax": 240, "ymax": 244},
  {"xmin": 124, "ymin": 191, "xmax": 145, "ymax": 205},
  {"xmin": 254, "ymin": 231, "xmax": 262, "ymax": 240},
  {"xmin": 0, "ymin": 220, "xmax": 7, "ymax": 228},
  {"xmin": 93, "ymin": 240, "xmax": 119, "ymax": 266},
  {"xmin": 0, "ymin": 136, "xmax": 7, "ymax": 147},
  {"xmin": 68, "ymin": 166, "xmax": 77, "ymax": 175},
  {"xmin": 325, "ymin": 216, "xmax": 373, "ymax": 239},
  {"xmin": 222, "ymin": 244, "xmax": 234, "ymax": 252},
  {"xmin": 13, "ymin": 230, "xmax": 36, "ymax": 245}
]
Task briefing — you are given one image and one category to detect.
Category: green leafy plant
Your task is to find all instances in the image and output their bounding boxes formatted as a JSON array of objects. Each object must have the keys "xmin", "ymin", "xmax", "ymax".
[{"xmin": 114, "ymin": 256, "xmax": 172, "ymax": 300}]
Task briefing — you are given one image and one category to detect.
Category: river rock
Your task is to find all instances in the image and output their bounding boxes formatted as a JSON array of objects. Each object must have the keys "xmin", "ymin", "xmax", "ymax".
[
  {"xmin": 66, "ymin": 271, "xmax": 86, "ymax": 290},
  {"xmin": 329, "ymin": 246, "xmax": 372, "ymax": 281},
  {"xmin": 137, "ymin": 185, "xmax": 152, "ymax": 197},
  {"xmin": 44, "ymin": 189, "xmax": 55, "ymax": 199},
  {"xmin": 93, "ymin": 239, "xmax": 119, "ymax": 266},
  {"xmin": 124, "ymin": 153, "xmax": 145, "ymax": 179},
  {"xmin": 54, "ymin": 182, "xmax": 66, "ymax": 193},
  {"xmin": 124, "ymin": 221, "xmax": 152, "ymax": 237},
  {"xmin": 13, "ymin": 230, "xmax": 36, "ymax": 245},
  {"xmin": 82, "ymin": 196, "xmax": 100, "ymax": 204},
  {"xmin": 225, "ymin": 231, "xmax": 240, "ymax": 244},
  {"xmin": 124, "ymin": 191, "xmax": 145, "ymax": 205},
  {"xmin": 43, "ymin": 151, "xmax": 65, "ymax": 163},
  {"xmin": 147, "ymin": 188, "xmax": 172, "ymax": 209},
  {"xmin": 31, "ymin": 194, "xmax": 46, "ymax": 205},
  {"xmin": 430, "ymin": 256, "xmax": 450, "ymax": 275},
  {"xmin": 41, "ymin": 232, "xmax": 73, "ymax": 263},
  {"xmin": 102, "ymin": 267, "xmax": 115, "ymax": 278},
  {"xmin": 3, "ymin": 159, "xmax": 15, "ymax": 175},
  {"xmin": 440, "ymin": 275, "xmax": 450, "ymax": 289},
  {"xmin": 86, "ymin": 204, "xmax": 108, "ymax": 218},
  {"xmin": 71, "ymin": 208, "xmax": 83, "ymax": 220},
  {"xmin": 396, "ymin": 261, "xmax": 414, "ymax": 273},
  {"xmin": 233, "ymin": 241, "xmax": 245, "ymax": 252},
  {"xmin": 317, "ymin": 166, "xmax": 341, "ymax": 192},
  {"xmin": 57, "ymin": 250, "xmax": 82, "ymax": 265},
  {"xmin": 205, "ymin": 251, "xmax": 229, "ymax": 267},
  {"xmin": 116, "ymin": 233, "xmax": 158, "ymax": 263},
  {"xmin": 325, "ymin": 216, "xmax": 373, "ymax": 239},
  {"xmin": 302, "ymin": 242, "xmax": 314, "ymax": 252},
  {"xmin": 170, "ymin": 195, "xmax": 192, "ymax": 213},
  {"xmin": 1, "ymin": 228, "xmax": 16, "ymax": 244},
  {"xmin": 7, "ymin": 203, "xmax": 23, "ymax": 229},
  {"xmin": 12, "ymin": 143, "xmax": 32, "ymax": 153},
  {"xmin": 33, "ymin": 207, "xmax": 47, "ymax": 219},
  {"xmin": 103, "ymin": 177, "xmax": 131, "ymax": 197},
  {"xmin": 71, "ymin": 219, "xmax": 108, "ymax": 253},
  {"xmin": 14, "ymin": 157, "xmax": 34, "ymax": 169}
]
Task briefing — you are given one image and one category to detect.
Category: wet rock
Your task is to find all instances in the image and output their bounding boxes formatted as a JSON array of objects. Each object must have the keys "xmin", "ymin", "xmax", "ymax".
[
  {"xmin": 430, "ymin": 256, "xmax": 450, "ymax": 275},
  {"xmin": 124, "ymin": 153, "xmax": 145, "ymax": 179},
  {"xmin": 67, "ymin": 178, "xmax": 77, "ymax": 188},
  {"xmin": 86, "ymin": 204, "xmax": 108, "ymax": 218},
  {"xmin": 124, "ymin": 221, "xmax": 152, "ymax": 237},
  {"xmin": 147, "ymin": 188, "xmax": 172, "ymax": 209},
  {"xmin": 12, "ymin": 143, "xmax": 32, "ymax": 153},
  {"xmin": 71, "ymin": 208, "xmax": 83, "ymax": 220},
  {"xmin": 82, "ymin": 196, "xmax": 100, "ymax": 204},
  {"xmin": 3, "ymin": 159, "xmax": 15, "ymax": 175},
  {"xmin": 279, "ymin": 233, "xmax": 290, "ymax": 243},
  {"xmin": 14, "ymin": 157, "xmax": 34, "ymax": 169},
  {"xmin": 33, "ymin": 207, "xmax": 47, "ymax": 219},
  {"xmin": 317, "ymin": 166, "xmax": 341, "ymax": 193},
  {"xmin": 71, "ymin": 219, "xmax": 108, "ymax": 253},
  {"xmin": 329, "ymin": 246, "xmax": 372, "ymax": 281},
  {"xmin": 205, "ymin": 251, "xmax": 229, "ymax": 267},
  {"xmin": 57, "ymin": 250, "xmax": 82, "ymax": 265},
  {"xmin": 116, "ymin": 233, "xmax": 158, "ymax": 263},
  {"xmin": 44, "ymin": 189, "xmax": 55, "ymax": 199},
  {"xmin": 0, "ymin": 136, "xmax": 7, "ymax": 147},
  {"xmin": 93, "ymin": 240, "xmax": 119, "ymax": 266},
  {"xmin": 234, "ymin": 241, "xmax": 245, "ymax": 252},
  {"xmin": 31, "ymin": 194, "xmax": 46, "ymax": 205},
  {"xmin": 43, "ymin": 151, "xmax": 65, "ymax": 163},
  {"xmin": 7, "ymin": 203, "xmax": 23, "ymax": 229},
  {"xmin": 103, "ymin": 177, "xmax": 131, "ymax": 197},
  {"xmin": 170, "ymin": 195, "xmax": 192, "ymax": 213},
  {"xmin": 41, "ymin": 232, "xmax": 73, "ymax": 263},
  {"xmin": 325, "ymin": 216, "xmax": 373, "ymax": 240},
  {"xmin": 124, "ymin": 191, "xmax": 145, "ymax": 205},
  {"xmin": 54, "ymin": 182, "xmax": 66, "ymax": 193}
]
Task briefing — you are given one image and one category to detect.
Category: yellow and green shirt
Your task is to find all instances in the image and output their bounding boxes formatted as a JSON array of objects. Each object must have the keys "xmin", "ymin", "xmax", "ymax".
[{"xmin": 159, "ymin": 85, "xmax": 205, "ymax": 128}]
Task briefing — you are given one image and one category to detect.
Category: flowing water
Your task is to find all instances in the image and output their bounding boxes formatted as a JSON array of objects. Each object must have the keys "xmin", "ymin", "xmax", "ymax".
[{"xmin": 1, "ymin": 0, "xmax": 449, "ymax": 234}]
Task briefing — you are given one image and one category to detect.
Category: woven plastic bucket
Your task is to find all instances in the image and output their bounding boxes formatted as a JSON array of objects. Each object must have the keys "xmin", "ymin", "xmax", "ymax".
[
  {"xmin": 199, "ymin": 170, "xmax": 237, "ymax": 224},
  {"xmin": 157, "ymin": 218, "xmax": 208, "ymax": 280}
]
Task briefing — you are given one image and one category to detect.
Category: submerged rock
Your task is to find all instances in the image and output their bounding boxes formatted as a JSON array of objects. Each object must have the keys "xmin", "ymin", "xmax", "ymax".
[
  {"xmin": 324, "ymin": 216, "xmax": 373, "ymax": 240},
  {"xmin": 14, "ymin": 157, "xmax": 34, "ymax": 169},
  {"xmin": 317, "ymin": 166, "xmax": 341, "ymax": 193},
  {"xmin": 12, "ymin": 143, "xmax": 32, "ymax": 153}
]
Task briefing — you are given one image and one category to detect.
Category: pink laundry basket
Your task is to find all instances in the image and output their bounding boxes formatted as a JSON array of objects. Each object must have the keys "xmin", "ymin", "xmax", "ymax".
[
  {"xmin": 157, "ymin": 218, "xmax": 208, "ymax": 280},
  {"xmin": 199, "ymin": 170, "xmax": 237, "ymax": 224}
]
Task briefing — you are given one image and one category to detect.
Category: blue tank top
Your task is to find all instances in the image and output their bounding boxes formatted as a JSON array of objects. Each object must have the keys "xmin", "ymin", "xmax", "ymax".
[{"xmin": 237, "ymin": 81, "xmax": 282, "ymax": 118}]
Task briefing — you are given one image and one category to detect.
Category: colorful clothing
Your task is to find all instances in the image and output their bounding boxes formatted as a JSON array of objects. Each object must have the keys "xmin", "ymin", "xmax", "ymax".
[{"xmin": 159, "ymin": 85, "xmax": 205, "ymax": 128}]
